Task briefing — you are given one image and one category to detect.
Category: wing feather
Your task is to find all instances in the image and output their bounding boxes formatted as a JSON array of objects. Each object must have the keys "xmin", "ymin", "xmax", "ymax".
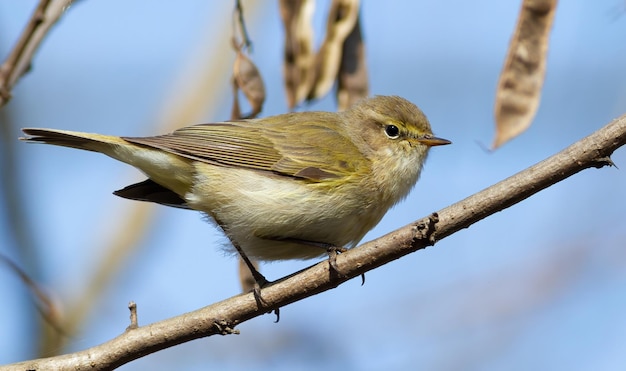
[{"xmin": 122, "ymin": 115, "xmax": 367, "ymax": 181}]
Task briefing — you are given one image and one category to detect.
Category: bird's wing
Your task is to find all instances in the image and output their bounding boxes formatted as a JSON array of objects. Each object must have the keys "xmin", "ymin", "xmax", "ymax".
[{"xmin": 122, "ymin": 118, "xmax": 367, "ymax": 182}]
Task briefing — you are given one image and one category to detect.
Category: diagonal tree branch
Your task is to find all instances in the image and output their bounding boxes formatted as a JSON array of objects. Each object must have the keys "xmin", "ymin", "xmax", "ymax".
[{"xmin": 3, "ymin": 113, "xmax": 625, "ymax": 370}]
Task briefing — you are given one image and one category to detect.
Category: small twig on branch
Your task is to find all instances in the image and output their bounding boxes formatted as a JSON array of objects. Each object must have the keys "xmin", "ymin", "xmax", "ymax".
[
  {"xmin": 0, "ymin": 0, "xmax": 75, "ymax": 108},
  {"xmin": 4, "ymin": 113, "xmax": 625, "ymax": 370},
  {"xmin": 126, "ymin": 302, "xmax": 138, "ymax": 330}
]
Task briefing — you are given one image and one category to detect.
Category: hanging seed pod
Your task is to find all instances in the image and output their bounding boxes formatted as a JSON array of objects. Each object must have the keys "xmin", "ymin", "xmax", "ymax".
[
  {"xmin": 336, "ymin": 14, "xmax": 368, "ymax": 111},
  {"xmin": 307, "ymin": 0, "xmax": 359, "ymax": 101},
  {"xmin": 279, "ymin": 0, "xmax": 315, "ymax": 109},
  {"xmin": 233, "ymin": 49, "xmax": 266, "ymax": 118},
  {"xmin": 493, "ymin": 0, "xmax": 558, "ymax": 148}
]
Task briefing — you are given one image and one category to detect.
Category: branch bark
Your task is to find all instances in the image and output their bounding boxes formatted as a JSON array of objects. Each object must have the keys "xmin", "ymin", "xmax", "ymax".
[{"xmin": 3, "ymin": 113, "xmax": 625, "ymax": 370}]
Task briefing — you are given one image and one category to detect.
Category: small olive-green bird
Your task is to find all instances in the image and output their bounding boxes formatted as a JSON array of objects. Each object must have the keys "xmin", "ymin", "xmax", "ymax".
[{"xmin": 21, "ymin": 95, "xmax": 450, "ymax": 262}]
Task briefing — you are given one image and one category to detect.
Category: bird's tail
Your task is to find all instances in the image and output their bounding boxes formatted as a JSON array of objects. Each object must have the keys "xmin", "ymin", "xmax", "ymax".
[
  {"xmin": 21, "ymin": 128, "xmax": 196, "ymax": 199},
  {"xmin": 20, "ymin": 128, "xmax": 128, "ymax": 154}
]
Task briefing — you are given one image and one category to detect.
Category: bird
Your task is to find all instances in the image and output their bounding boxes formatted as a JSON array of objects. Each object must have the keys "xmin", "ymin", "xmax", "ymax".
[{"xmin": 21, "ymin": 95, "xmax": 450, "ymax": 279}]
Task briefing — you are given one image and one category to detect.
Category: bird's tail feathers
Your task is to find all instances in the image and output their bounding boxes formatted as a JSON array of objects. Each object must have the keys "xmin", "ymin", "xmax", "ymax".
[{"xmin": 20, "ymin": 128, "xmax": 128, "ymax": 153}]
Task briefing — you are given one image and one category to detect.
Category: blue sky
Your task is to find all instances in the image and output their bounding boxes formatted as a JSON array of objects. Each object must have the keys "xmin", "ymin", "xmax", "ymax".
[{"xmin": 1, "ymin": 1, "xmax": 626, "ymax": 370}]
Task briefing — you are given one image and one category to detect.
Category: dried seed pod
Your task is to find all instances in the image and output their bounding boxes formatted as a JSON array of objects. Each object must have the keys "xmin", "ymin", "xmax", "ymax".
[
  {"xmin": 280, "ymin": 0, "xmax": 315, "ymax": 109},
  {"xmin": 337, "ymin": 14, "xmax": 368, "ymax": 111},
  {"xmin": 233, "ymin": 50, "xmax": 266, "ymax": 118},
  {"xmin": 493, "ymin": 0, "xmax": 558, "ymax": 148},
  {"xmin": 307, "ymin": 0, "xmax": 359, "ymax": 101}
]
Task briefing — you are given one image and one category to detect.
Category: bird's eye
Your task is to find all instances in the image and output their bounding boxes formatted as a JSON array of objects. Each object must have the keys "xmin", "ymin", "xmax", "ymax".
[{"xmin": 384, "ymin": 124, "xmax": 400, "ymax": 139}]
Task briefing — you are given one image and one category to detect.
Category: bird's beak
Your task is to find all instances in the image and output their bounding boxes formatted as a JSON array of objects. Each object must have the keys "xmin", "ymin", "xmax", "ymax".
[{"xmin": 415, "ymin": 135, "xmax": 452, "ymax": 147}]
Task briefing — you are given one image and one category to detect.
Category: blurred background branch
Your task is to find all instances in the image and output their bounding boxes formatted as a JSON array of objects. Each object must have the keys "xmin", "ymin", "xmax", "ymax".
[
  {"xmin": 0, "ymin": 0, "xmax": 77, "ymax": 360},
  {"xmin": 0, "ymin": 0, "xmax": 74, "ymax": 108}
]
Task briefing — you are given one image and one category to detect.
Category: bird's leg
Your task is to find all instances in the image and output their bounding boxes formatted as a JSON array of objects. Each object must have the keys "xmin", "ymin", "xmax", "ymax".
[
  {"xmin": 238, "ymin": 257, "xmax": 261, "ymax": 293},
  {"xmin": 233, "ymin": 242, "xmax": 282, "ymax": 321},
  {"xmin": 231, "ymin": 240, "xmax": 271, "ymax": 307}
]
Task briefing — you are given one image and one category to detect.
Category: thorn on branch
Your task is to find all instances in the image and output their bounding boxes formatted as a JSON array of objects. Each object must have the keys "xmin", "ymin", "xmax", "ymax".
[
  {"xmin": 213, "ymin": 319, "xmax": 240, "ymax": 335},
  {"xmin": 414, "ymin": 212, "xmax": 440, "ymax": 247},
  {"xmin": 126, "ymin": 301, "xmax": 138, "ymax": 330},
  {"xmin": 594, "ymin": 156, "xmax": 616, "ymax": 169}
]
